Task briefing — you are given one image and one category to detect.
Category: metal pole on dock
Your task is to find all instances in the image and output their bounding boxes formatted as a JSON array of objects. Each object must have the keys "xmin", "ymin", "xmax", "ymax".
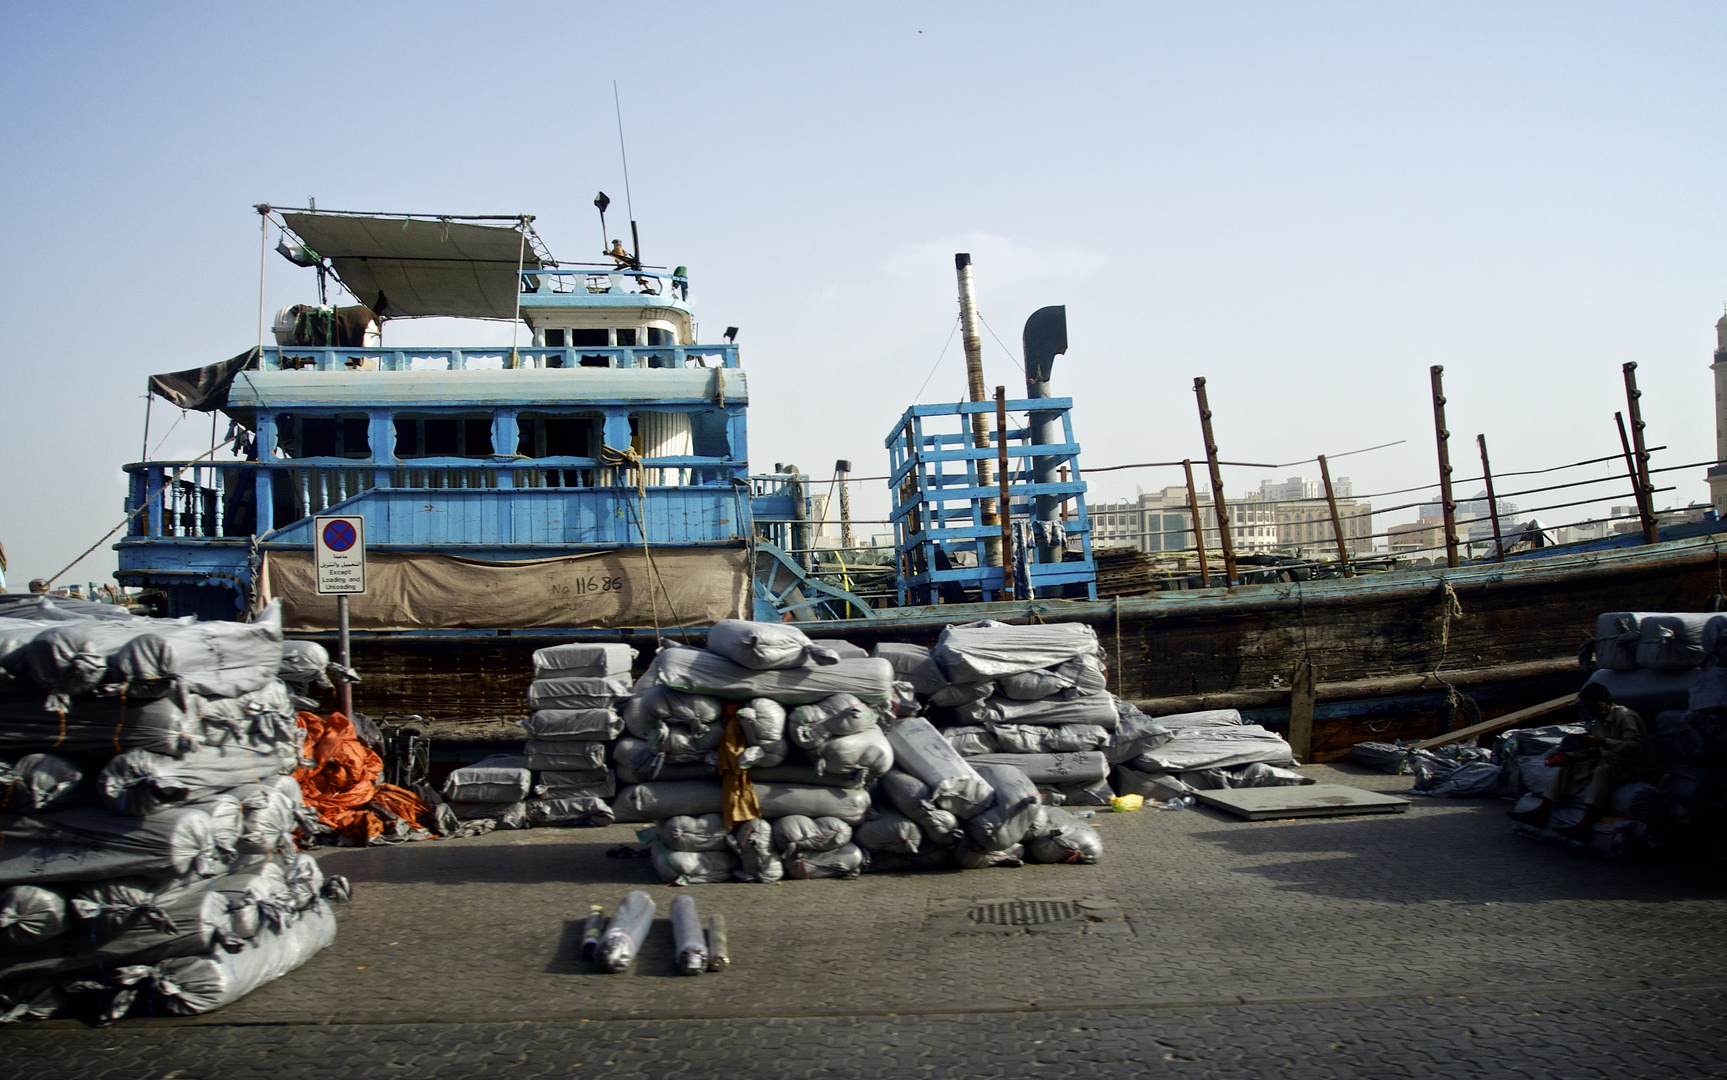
[
  {"xmin": 1193, "ymin": 378, "xmax": 1237, "ymax": 585},
  {"xmin": 1182, "ymin": 458, "xmax": 1211, "ymax": 586},
  {"xmin": 995, "ymin": 386, "xmax": 1015, "ymax": 601},
  {"xmin": 1429, "ymin": 365, "xmax": 1460, "ymax": 568},
  {"xmin": 1616, "ymin": 412, "xmax": 1657, "ymax": 544},
  {"xmin": 954, "ymin": 254, "xmax": 1001, "ymax": 569},
  {"xmin": 1477, "ymin": 435, "xmax": 1506, "ymax": 562},
  {"xmin": 1622, "ymin": 362, "xmax": 1658, "ymax": 542},
  {"xmin": 337, "ymin": 593, "xmax": 353, "ymax": 718},
  {"xmin": 1317, "ymin": 454, "xmax": 1352, "ymax": 577}
]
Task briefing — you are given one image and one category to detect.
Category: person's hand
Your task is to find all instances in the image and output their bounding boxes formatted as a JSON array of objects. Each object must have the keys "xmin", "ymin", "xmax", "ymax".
[
  {"xmin": 1545, "ymin": 751, "xmax": 1567, "ymax": 767},
  {"xmin": 1583, "ymin": 734, "xmax": 1605, "ymax": 747}
]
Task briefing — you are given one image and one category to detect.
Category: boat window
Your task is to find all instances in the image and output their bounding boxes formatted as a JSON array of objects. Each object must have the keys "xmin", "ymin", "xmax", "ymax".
[
  {"xmin": 543, "ymin": 328, "xmax": 566, "ymax": 347},
  {"xmin": 394, "ymin": 413, "xmax": 495, "ymax": 459},
  {"xmin": 275, "ymin": 412, "xmax": 371, "ymax": 459},
  {"xmin": 569, "ymin": 328, "xmax": 608, "ymax": 346},
  {"xmin": 646, "ymin": 327, "xmax": 673, "ymax": 346},
  {"xmin": 516, "ymin": 413, "xmax": 601, "ymax": 458},
  {"xmin": 615, "ymin": 328, "xmax": 637, "ymax": 346}
]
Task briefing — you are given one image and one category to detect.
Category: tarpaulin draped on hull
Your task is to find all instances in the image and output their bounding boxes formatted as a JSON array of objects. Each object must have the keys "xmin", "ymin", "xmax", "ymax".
[{"xmin": 259, "ymin": 547, "xmax": 751, "ymax": 631}]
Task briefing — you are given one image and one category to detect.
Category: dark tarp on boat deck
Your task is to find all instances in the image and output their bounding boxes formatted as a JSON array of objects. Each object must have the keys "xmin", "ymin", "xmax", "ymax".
[
  {"xmin": 279, "ymin": 213, "xmax": 546, "ymax": 321},
  {"xmin": 258, "ymin": 547, "xmax": 751, "ymax": 632},
  {"xmin": 148, "ymin": 347, "xmax": 261, "ymax": 412}
]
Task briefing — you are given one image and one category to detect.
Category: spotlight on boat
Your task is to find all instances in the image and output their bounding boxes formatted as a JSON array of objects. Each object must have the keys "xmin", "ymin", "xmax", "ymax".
[
  {"xmin": 594, "ymin": 192, "xmax": 611, "ymax": 213},
  {"xmin": 724, "ymin": 326, "xmax": 738, "ymax": 343},
  {"xmin": 275, "ymin": 239, "xmax": 321, "ymax": 268}
]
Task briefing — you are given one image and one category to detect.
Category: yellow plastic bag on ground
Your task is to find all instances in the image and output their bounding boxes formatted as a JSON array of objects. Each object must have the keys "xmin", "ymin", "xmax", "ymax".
[{"xmin": 1110, "ymin": 794, "xmax": 1144, "ymax": 813}]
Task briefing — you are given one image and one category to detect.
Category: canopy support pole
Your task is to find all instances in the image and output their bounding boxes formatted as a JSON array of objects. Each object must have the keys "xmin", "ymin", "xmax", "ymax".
[{"xmin": 509, "ymin": 217, "xmax": 527, "ymax": 369}]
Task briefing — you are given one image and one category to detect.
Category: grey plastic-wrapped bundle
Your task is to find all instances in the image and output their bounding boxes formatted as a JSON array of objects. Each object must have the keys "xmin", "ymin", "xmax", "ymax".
[
  {"xmin": 965, "ymin": 763, "xmax": 1044, "ymax": 852},
  {"xmin": 1494, "ymin": 724, "xmax": 1586, "ymax": 799},
  {"xmin": 810, "ymin": 639, "xmax": 868, "ymax": 659},
  {"xmin": 0, "ymin": 693, "xmax": 200, "ymax": 757},
  {"xmin": 1026, "ymin": 807, "xmax": 1104, "ymax": 865},
  {"xmin": 209, "ymin": 862, "xmax": 299, "ymax": 939},
  {"xmin": 706, "ymin": 619, "xmax": 840, "ymax": 670},
  {"xmin": 854, "ymin": 811, "xmax": 924, "ymax": 855},
  {"xmin": 1593, "ymin": 612, "xmax": 1650, "ymax": 671},
  {"xmin": 955, "ymin": 841, "xmax": 1024, "ymax": 869},
  {"xmin": 651, "ymin": 842, "xmax": 740, "ymax": 885},
  {"xmin": 1105, "ymin": 701, "xmax": 1171, "ymax": 763},
  {"xmin": 532, "ymin": 642, "xmax": 637, "ymax": 678},
  {"xmin": 659, "ymin": 813, "xmax": 733, "ymax": 852},
  {"xmin": 98, "ymin": 742, "xmax": 295, "ymax": 817},
  {"xmin": 1689, "ymin": 666, "xmax": 1727, "ymax": 712},
  {"xmin": 737, "ymin": 698, "xmax": 790, "ymax": 768},
  {"xmin": 521, "ymin": 708, "xmax": 624, "ymax": 741},
  {"xmin": 758, "ymin": 783, "xmax": 872, "ymax": 823},
  {"xmin": 669, "ymin": 894, "xmax": 709, "ymax": 975},
  {"xmin": 989, "ymin": 723, "xmax": 1110, "ymax": 754},
  {"xmin": 233, "ymin": 776, "xmax": 303, "ymax": 857},
  {"xmin": 181, "ymin": 793, "xmax": 245, "ymax": 859},
  {"xmin": 0, "ymin": 885, "xmax": 67, "ymax": 947},
  {"xmin": 194, "ymin": 684, "xmax": 302, "ymax": 752},
  {"xmin": 877, "ymin": 770, "xmax": 964, "ymax": 844},
  {"xmin": 1, "ymin": 754, "xmax": 89, "ymax": 812},
  {"xmin": 145, "ymin": 900, "xmax": 337, "ymax": 1015},
  {"xmin": 624, "ymin": 686, "xmax": 722, "ymax": 739},
  {"xmin": 789, "ymin": 693, "xmax": 881, "ymax": 752},
  {"xmin": 81, "ymin": 884, "xmax": 237, "ymax": 964},
  {"xmin": 538, "ymin": 769, "xmax": 616, "ymax": 799},
  {"xmin": 886, "ymin": 717, "xmax": 995, "ymax": 819},
  {"xmin": 107, "ymin": 604, "xmax": 285, "ymax": 699},
  {"xmin": 0, "ymin": 806, "xmax": 217, "ymax": 884},
  {"xmin": 1048, "ymin": 778, "xmax": 1115, "ymax": 806},
  {"xmin": 958, "ymin": 693, "xmax": 1118, "ymax": 730},
  {"xmin": 943, "ymin": 725, "xmax": 997, "ymax": 756},
  {"xmin": 931, "ymin": 680, "xmax": 996, "ymax": 708},
  {"xmin": 641, "ymin": 646, "xmax": 895, "ymax": 704},
  {"xmin": 1584, "ymin": 667, "xmax": 1698, "ymax": 712},
  {"xmin": 10, "ymin": 619, "xmax": 157, "ymax": 701},
  {"xmin": 656, "ymin": 723, "xmax": 724, "ymax": 764},
  {"xmin": 932, "ymin": 621, "xmax": 1100, "ymax": 683},
  {"xmin": 1111, "ymin": 767, "xmax": 1195, "ymax": 800},
  {"xmin": 442, "ymin": 759, "xmax": 533, "ymax": 804},
  {"xmin": 1150, "ymin": 708, "xmax": 1244, "ymax": 730},
  {"xmin": 596, "ymin": 890, "xmax": 655, "ymax": 972},
  {"xmin": 748, "ymin": 762, "xmax": 870, "ymax": 789},
  {"xmin": 277, "ymin": 640, "xmax": 331, "ymax": 688},
  {"xmin": 526, "ymin": 795, "xmax": 614, "ymax": 828},
  {"xmin": 449, "ymin": 801, "xmax": 528, "ymax": 829},
  {"xmin": 1609, "ymin": 781, "xmax": 1666, "ymax": 824},
  {"xmin": 612, "ymin": 739, "xmax": 711, "ymax": 785},
  {"xmin": 871, "ymin": 642, "xmax": 947, "ymax": 697},
  {"xmin": 785, "ymin": 842, "xmax": 866, "ymax": 880},
  {"xmin": 815, "ymin": 727, "xmax": 893, "ymax": 786},
  {"xmin": 771, "ymin": 814, "xmax": 853, "ymax": 855},
  {"xmin": 524, "ymin": 740, "xmax": 609, "ymax": 772},
  {"xmin": 1134, "ymin": 724, "xmax": 1296, "ymax": 772},
  {"xmin": 730, "ymin": 817, "xmax": 783, "ymax": 883},
  {"xmin": 1636, "ymin": 614, "xmax": 1713, "ymax": 671},
  {"xmin": 526, "ymin": 674, "xmax": 634, "ymax": 711},
  {"xmin": 1407, "ymin": 752, "xmax": 1499, "ymax": 798},
  {"xmin": 614, "ymin": 779, "xmax": 872, "ymax": 824},
  {"xmin": 997, "ymin": 655, "xmax": 1107, "ymax": 701},
  {"xmin": 967, "ymin": 751, "xmax": 1110, "ymax": 786}
]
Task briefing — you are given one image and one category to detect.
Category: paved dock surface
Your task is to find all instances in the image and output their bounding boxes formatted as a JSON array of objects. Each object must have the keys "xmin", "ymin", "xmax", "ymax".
[{"xmin": 7, "ymin": 765, "xmax": 1726, "ymax": 1078}]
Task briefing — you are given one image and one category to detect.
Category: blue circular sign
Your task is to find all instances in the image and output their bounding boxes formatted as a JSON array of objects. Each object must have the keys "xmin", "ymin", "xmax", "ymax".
[{"xmin": 322, "ymin": 520, "xmax": 357, "ymax": 552}]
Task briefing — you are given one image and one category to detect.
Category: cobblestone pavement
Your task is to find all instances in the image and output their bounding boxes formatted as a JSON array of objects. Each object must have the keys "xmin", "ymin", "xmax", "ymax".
[{"xmin": 6, "ymin": 765, "xmax": 1727, "ymax": 1079}]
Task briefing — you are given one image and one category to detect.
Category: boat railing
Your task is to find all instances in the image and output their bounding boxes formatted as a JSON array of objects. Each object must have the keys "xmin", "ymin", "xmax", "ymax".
[
  {"xmin": 122, "ymin": 456, "xmax": 749, "ymax": 540},
  {"xmin": 259, "ymin": 343, "xmax": 738, "ymax": 372},
  {"xmin": 520, "ymin": 266, "xmax": 687, "ymax": 300}
]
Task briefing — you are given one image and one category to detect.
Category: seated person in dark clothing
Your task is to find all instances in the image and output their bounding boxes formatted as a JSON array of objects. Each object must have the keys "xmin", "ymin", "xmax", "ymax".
[{"xmin": 1510, "ymin": 683, "xmax": 1660, "ymax": 842}]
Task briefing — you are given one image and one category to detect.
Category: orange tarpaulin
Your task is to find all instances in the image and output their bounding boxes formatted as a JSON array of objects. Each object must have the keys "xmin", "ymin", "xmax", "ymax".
[{"xmin": 294, "ymin": 711, "xmax": 436, "ymax": 845}]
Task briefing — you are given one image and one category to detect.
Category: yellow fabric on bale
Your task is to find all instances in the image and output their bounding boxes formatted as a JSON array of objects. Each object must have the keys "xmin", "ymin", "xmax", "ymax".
[{"xmin": 717, "ymin": 702, "xmax": 761, "ymax": 828}]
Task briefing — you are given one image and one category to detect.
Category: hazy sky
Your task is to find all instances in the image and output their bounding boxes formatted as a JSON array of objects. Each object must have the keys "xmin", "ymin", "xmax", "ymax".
[{"xmin": 3, "ymin": 2, "xmax": 1724, "ymax": 586}]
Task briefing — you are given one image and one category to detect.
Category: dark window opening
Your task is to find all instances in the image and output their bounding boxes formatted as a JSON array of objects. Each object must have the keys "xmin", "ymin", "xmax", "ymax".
[
  {"xmin": 646, "ymin": 327, "xmax": 673, "ymax": 346},
  {"xmin": 394, "ymin": 414, "xmax": 494, "ymax": 459},
  {"xmin": 543, "ymin": 328, "xmax": 566, "ymax": 347},
  {"xmin": 615, "ymin": 327, "xmax": 637, "ymax": 346},
  {"xmin": 516, "ymin": 413, "xmax": 600, "ymax": 458},
  {"xmin": 570, "ymin": 328, "xmax": 609, "ymax": 346},
  {"xmin": 275, "ymin": 413, "xmax": 370, "ymax": 459}
]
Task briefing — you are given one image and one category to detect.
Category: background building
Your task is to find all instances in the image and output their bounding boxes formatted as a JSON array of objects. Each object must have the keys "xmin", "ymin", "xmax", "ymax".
[{"xmin": 1092, "ymin": 479, "xmax": 1372, "ymax": 559}]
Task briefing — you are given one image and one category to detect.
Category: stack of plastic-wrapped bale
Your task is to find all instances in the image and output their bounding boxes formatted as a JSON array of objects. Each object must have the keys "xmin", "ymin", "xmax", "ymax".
[
  {"xmin": 0, "ymin": 595, "xmax": 343, "ymax": 1023},
  {"xmin": 440, "ymin": 643, "xmax": 637, "ymax": 830},
  {"xmin": 612, "ymin": 619, "xmax": 1106, "ymax": 881},
  {"xmin": 878, "ymin": 619, "xmax": 1307, "ymax": 811},
  {"xmin": 1503, "ymin": 610, "xmax": 1727, "ymax": 861}
]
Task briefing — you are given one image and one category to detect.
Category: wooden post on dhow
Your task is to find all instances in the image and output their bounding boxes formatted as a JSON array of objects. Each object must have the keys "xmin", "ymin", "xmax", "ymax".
[
  {"xmin": 1477, "ymin": 434, "xmax": 1506, "ymax": 562},
  {"xmin": 1317, "ymin": 454, "xmax": 1352, "ymax": 577},
  {"xmin": 1622, "ymin": 363, "xmax": 1659, "ymax": 543},
  {"xmin": 994, "ymin": 386, "xmax": 1014, "ymax": 600},
  {"xmin": 1616, "ymin": 412, "xmax": 1656, "ymax": 543},
  {"xmin": 1182, "ymin": 459, "xmax": 1211, "ymax": 586},
  {"xmin": 1288, "ymin": 659, "xmax": 1317, "ymax": 764},
  {"xmin": 954, "ymin": 254, "xmax": 1001, "ymax": 570},
  {"xmin": 1429, "ymin": 365, "xmax": 1460, "ymax": 568},
  {"xmin": 1193, "ymin": 378, "xmax": 1238, "ymax": 585}
]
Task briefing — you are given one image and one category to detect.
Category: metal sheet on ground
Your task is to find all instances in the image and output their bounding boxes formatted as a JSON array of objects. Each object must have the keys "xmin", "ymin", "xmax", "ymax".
[{"xmin": 1196, "ymin": 783, "xmax": 1410, "ymax": 820}]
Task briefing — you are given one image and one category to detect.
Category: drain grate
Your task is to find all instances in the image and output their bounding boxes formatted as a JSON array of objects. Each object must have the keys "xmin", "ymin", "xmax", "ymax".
[{"xmin": 966, "ymin": 899, "xmax": 1079, "ymax": 927}]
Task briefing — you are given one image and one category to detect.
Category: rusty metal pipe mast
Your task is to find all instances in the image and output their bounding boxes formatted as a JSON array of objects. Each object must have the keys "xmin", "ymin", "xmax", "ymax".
[
  {"xmin": 1477, "ymin": 434, "xmax": 1505, "ymax": 562},
  {"xmin": 1193, "ymin": 378, "xmax": 1237, "ymax": 585},
  {"xmin": 1429, "ymin": 365, "xmax": 1460, "ymax": 569},
  {"xmin": 1616, "ymin": 412, "xmax": 1656, "ymax": 544},
  {"xmin": 1622, "ymin": 362, "xmax": 1658, "ymax": 544},
  {"xmin": 954, "ymin": 254, "xmax": 1000, "ymax": 569},
  {"xmin": 1182, "ymin": 459, "xmax": 1211, "ymax": 586},
  {"xmin": 1317, "ymin": 454, "xmax": 1352, "ymax": 577}
]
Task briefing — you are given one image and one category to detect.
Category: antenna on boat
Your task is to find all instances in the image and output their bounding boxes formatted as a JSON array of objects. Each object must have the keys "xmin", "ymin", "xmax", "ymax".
[{"xmin": 613, "ymin": 81, "xmax": 641, "ymax": 269}]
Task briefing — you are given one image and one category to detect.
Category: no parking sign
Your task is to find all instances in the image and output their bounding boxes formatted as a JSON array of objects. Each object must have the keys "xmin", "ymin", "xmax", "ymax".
[{"xmin": 314, "ymin": 515, "xmax": 366, "ymax": 595}]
